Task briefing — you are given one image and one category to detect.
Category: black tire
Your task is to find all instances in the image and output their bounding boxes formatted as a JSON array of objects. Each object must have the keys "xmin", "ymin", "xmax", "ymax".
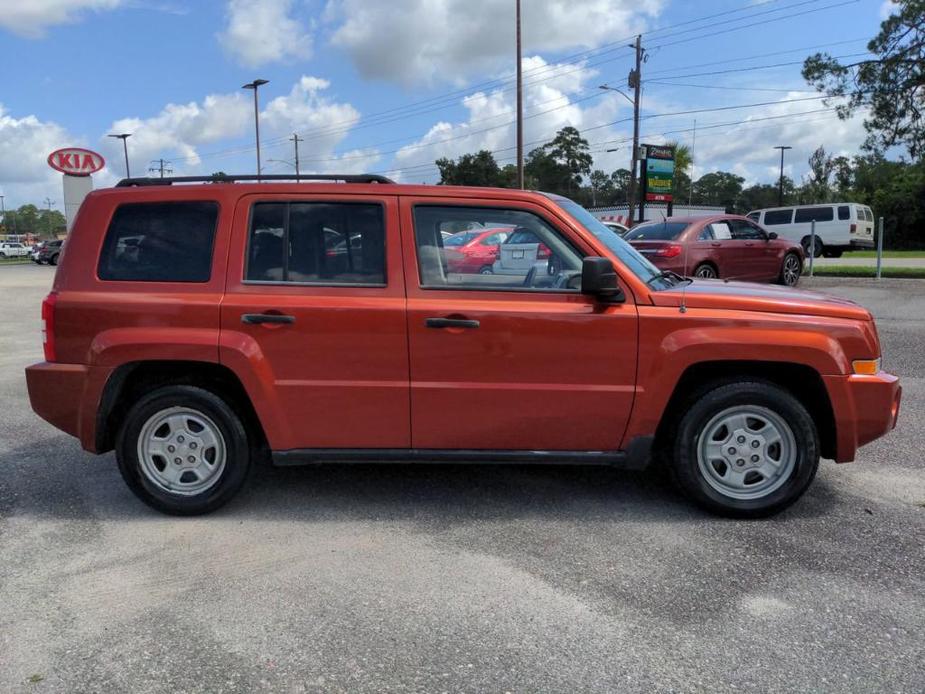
[
  {"xmin": 668, "ymin": 381, "xmax": 819, "ymax": 518},
  {"xmin": 693, "ymin": 262, "xmax": 718, "ymax": 279},
  {"xmin": 116, "ymin": 385, "xmax": 252, "ymax": 515},
  {"xmin": 778, "ymin": 252, "xmax": 802, "ymax": 287},
  {"xmin": 49, "ymin": 254, "xmax": 59, "ymax": 266},
  {"xmin": 801, "ymin": 237, "xmax": 823, "ymax": 258},
  {"xmin": 479, "ymin": 265, "xmax": 494, "ymax": 275},
  {"xmin": 0, "ymin": 252, "xmax": 6, "ymax": 258}
]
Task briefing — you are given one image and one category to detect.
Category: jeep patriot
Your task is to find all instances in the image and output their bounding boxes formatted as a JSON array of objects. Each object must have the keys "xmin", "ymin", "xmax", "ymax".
[{"xmin": 25, "ymin": 174, "xmax": 901, "ymax": 517}]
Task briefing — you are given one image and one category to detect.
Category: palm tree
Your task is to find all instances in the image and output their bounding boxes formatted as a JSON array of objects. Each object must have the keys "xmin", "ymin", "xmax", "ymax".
[{"xmin": 665, "ymin": 141, "xmax": 692, "ymax": 174}]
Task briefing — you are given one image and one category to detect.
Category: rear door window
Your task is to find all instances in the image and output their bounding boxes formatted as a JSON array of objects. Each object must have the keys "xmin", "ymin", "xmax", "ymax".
[
  {"xmin": 246, "ymin": 202, "xmax": 386, "ymax": 285},
  {"xmin": 794, "ymin": 206, "xmax": 834, "ymax": 223},
  {"xmin": 98, "ymin": 201, "xmax": 219, "ymax": 282},
  {"xmin": 763, "ymin": 209, "xmax": 793, "ymax": 225},
  {"xmin": 709, "ymin": 221, "xmax": 733, "ymax": 240}
]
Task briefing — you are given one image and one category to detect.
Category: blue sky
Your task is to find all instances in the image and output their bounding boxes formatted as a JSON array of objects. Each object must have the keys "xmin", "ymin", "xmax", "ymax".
[{"xmin": 0, "ymin": 0, "xmax": 890, "ymax": 207}]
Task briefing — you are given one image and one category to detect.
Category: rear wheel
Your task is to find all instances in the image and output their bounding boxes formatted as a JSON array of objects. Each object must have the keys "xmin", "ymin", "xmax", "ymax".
[
  {"xmin": 479, "ymin": 265, "xmax": 494, "ymax": 275},
  {"xmin": 49, "ymin": 254, "xmax": 59, "ymax": 266},
  {"xmin": 778, "ymin": 252, "xmax": 802, "ymax": 286},
  {"xmin": 116, "ymin": 385, "xmax": 251, "ymax": 515},
  {"xmin": 801, "ymin": 236, "xmax": 823, "ymax": 258},
  {"xmin": 669, "ymin": 381, "xmax": 819, "ymax": 517},
  {"xmin": 693, "ymin": 263, "xmax": 718, "ymax": 279}
]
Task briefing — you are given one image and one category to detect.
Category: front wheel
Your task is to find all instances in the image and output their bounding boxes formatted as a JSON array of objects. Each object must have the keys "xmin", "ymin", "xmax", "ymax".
[
  {"xmin": 49, "ymin": 254, "xmax": 58, "ymax": 266},
  {"xmin": 116, "ymin": 385, "xmax": 252, "ymax": 515},
  {"xmin": 778, "ymin": 252, "xmax": 802, "ymax": 286},
  {"xmin": 802, "ymin": 237, "xmax": 823, "ymax": 258},
  {"xmin": 693, "ymin": 263, "xmax": 718, "ymax": 279},
  {"xmin": 669, "ymin": 381, "xmax": 819, "ymax": 517}
]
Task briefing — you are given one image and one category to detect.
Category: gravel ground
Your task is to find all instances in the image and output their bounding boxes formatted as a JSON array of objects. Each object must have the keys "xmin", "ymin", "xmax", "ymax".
[{"xmin": 1, "ymin": 265, "xmax": 922, "ymax": 693}]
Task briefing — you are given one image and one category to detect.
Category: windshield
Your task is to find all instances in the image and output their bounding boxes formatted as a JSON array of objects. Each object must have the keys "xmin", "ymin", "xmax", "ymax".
[
  {"xmin": 545, "ymin": 195, "xmax": 672, "ymax": 288},
  {"xmin": 624, "ymin": 221, "xmax": 691, "ymax": 241}
]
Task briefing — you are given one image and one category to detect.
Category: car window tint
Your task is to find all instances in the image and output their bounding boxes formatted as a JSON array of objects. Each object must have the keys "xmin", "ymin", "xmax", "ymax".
[
  {"xmin": 246, "ymin": 202, "xmax": 385, "ymax": 285},
  {"xmin": 698, "ymin": 227, "xmax": 714, "ymax": 241},
  {"xmin": 730, "ymin": 220, "xmax": 765, "ymax": 240},
  {"xmin": 709, "ymin": 222, "xmax": 733, "ymax": 240},
  {"xmin": 794, "ymin": 206, "xmax": 834, "ymax": 223},
  {"xmin": 838, "ymin": 205, "xmax": 850, "ymax": 220},
  {"xmin": 763, "ymin": 209, "xmax": 793, "ymax": 225},
  {"xmin": 98, "ymin": 201, "xmax": 218, "ymax": 282},
  {"xmin": 623, "ymin": 222, "xmax": 689, "ymax": 241},
  {"xmin": 412, "ymin": 205, "xmax": 583, "ymax": 291}
]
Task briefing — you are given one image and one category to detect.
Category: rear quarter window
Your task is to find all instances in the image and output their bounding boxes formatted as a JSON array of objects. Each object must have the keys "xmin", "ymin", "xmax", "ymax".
[{"xmin": 98, "ymin": 201, "xmax": 219, "ymax": 282}]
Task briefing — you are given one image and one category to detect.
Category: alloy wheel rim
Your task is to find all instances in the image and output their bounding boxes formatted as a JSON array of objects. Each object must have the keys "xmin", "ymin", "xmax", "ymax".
[
  {"xmin": 696, "ymin": 266, "xmax": 715, "ymax": 278},
  {"xmin": 137, "ymin": 407, "xmax": 226, "ymax": 496},
  {"xmin": 784, "ymin": 256, "xmax": 801, "ymax": 285},
  {"xmin": 696, "ymin": 405, "xmax": 797, "ymax": 501}
]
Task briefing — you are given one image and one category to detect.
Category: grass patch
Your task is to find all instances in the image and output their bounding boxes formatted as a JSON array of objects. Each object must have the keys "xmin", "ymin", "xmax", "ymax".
[
  {"xmin": 849, "ymin": 250, "xmax": 925, "ymax": 258},
  {"xmin": 810, "ymin": 265, "xmax": 925, "ymax": 279},
  {"xmin": 0, "ymin": 257, "xmax": 32, "ymax": 265}
]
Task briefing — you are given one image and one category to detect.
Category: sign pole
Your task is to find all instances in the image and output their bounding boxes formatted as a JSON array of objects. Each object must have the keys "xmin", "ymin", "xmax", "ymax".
[
  {"xmin": 876, "ymin": 216, "xmax": 884, "ymax": 279},
  {"xmin": 809, "ymin": 220, "xmax": 816, "ymax": 277}
]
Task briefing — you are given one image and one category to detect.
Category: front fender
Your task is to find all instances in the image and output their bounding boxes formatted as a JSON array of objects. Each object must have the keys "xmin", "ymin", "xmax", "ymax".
[{"xmin": 622, "ymin": 307, "xmax": 857, "ymax": 446}]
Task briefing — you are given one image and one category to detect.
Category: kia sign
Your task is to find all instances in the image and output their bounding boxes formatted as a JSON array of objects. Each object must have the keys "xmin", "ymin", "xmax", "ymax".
[{"xmin": 47, "ymin": 148, "xmax": 105, "ymax": 177}]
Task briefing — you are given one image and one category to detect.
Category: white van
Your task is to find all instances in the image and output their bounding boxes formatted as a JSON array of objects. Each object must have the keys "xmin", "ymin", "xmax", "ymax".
[{"xmin": 746, "ymin": 203, "xmax": 875, "ymax": 257}]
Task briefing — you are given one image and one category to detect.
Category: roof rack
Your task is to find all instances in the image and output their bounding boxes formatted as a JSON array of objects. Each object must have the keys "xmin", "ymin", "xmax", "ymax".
[{"xmin": 115, "ymin": 173, "xmax": 395, "ymax": 187}]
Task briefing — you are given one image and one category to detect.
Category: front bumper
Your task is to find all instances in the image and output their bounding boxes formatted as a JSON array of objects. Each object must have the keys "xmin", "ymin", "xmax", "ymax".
[{"xmin": 823, "ymin": 371, "xmax": 901, "ymax": 462}]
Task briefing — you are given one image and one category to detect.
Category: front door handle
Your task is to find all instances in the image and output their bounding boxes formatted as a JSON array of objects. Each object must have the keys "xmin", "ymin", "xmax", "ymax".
[
  {"xmin": 242, "ymin": 313, "xmax": 295, "ymax": 325},
  {"xmin": 425, "ymin": 317, "xmax": 480, "ymax": 329},
  {"xmin": 711, "ymin": 242, "xmax": 721, "ymax": 247}
]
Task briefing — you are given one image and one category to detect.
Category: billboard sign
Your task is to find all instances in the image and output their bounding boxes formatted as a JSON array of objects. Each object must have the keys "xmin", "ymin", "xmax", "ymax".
[
  {"xmin": 47, "ymin": 148, "xmax": 105, "ymax": 177},
  {"xmin": 643, "ymin": 145, "xmax": 674, "ymax": 203}
]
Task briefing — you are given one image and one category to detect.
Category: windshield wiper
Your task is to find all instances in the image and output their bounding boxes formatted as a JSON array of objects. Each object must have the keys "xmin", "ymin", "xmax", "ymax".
[{"xmin": 646, "ymin": 270, "xmax": 688, "ymax": 287}]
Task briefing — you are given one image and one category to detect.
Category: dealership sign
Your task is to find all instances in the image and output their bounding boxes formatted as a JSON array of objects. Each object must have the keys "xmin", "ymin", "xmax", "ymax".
[
  {"xmin": 643, "ymin": 144, "xmax": 674, "ymax": 203},
  {"xmin": 47, "ymin": 148, "xmax": 105, "ymax": 176}
]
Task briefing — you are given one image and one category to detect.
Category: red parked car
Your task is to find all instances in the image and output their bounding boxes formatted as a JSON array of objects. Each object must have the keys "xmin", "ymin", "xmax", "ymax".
[
  {"xmin": 443, "ymin": 227, "xmax": 511, "ymax": 274},
  {"xmin": 624, "ymin": 215, "xmax": 804, "ymax": 286}
]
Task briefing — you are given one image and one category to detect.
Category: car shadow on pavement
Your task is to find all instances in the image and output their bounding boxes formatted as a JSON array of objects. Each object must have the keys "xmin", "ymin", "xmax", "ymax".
[{"xmin": 0, "ymin": 434, "xmax": 838, "ymax": 523}]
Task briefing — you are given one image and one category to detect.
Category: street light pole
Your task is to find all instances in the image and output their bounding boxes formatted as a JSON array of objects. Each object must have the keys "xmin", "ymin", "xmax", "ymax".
[
  {"xmin": 515, "ymin": 0, "xmax": 524, "ymax": 189},
  {"xmin": 108, "ymin": 133, "xmax": 132, "ymax": 178},
  {"xmin": 242, "ymin": 79, "xmax": 269, "ymax": 180},
  {"xmin": 774, "ymin": 145, "xmax": 792, "ymax": 207}
]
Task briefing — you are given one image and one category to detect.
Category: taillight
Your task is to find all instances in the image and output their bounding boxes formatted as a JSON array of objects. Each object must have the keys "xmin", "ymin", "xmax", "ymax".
[
  {"xmin": 41, "ymin": 292, "xmax": 57, "ymax": 362},
  {"xmin": 655, "ymin": 243, "xmax": 683, "ymax": 258},
  {"xmin": 850, "ymin": 223, "xmax": 857, "ymax": 233},
  {"xmin": 537, "ymin": 243, "xmax": 551, "ymax": 259}
]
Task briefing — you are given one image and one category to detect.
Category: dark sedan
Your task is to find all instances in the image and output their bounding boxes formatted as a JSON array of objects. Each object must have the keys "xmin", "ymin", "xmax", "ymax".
[{"xmin": 624, "ymin": 215, "xmax": 804, "ymax": 286}]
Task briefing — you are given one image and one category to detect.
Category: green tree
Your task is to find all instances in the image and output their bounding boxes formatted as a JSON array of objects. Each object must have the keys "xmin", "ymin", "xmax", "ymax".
[
  {"xmin": 435, "ymin": 150, "xmax": 503, "ymax": 186},
  {"xmin": 801, "ymin": 145, "xmax": 836, "ymax": 203},
  {"xmin": 588, "ymin": 169, "xmax": 615, "ymax": 206},
  {"xmin": 802, "ymin": 0, "xmax": 925, "ymax": 158},
  {"xmin": 524, "ymin": 147, "xmax": 572, "ymax": 195},
  {"xmin": 542, "ymin": 126, "xmax": 592, "ymax": 195},
  {"xmin": 691, "ymin": 171, "xmax": 745, "ymax": 211}
]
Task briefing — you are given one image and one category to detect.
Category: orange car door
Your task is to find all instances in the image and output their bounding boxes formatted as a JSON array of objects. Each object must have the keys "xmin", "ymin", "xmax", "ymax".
[{"xmin": 399, "ymin": 196, "xmax": 638, "ymax": 452}]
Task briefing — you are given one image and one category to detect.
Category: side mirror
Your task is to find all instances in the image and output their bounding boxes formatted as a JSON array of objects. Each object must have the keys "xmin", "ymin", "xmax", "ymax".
[
  {"xmin": 581, "ymin": 256, "xmax": 625, "ymax": 304},
  {"xmin": 767, "ymin": 231, "xmax": 778, "ymax": 240}
]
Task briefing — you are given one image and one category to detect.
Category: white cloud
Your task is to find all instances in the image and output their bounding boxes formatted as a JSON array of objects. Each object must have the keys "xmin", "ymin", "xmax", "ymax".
[
  {"xmin": 218, "ymin": 0, "xmax": 312, "ymax": 67},
  {"xmin": 0, "ymin": 105, "xmax": 83, "ymax": 207},
  {"xmin": 0, "ymin": 0, "xmax": 122, "ymax": 38},
  {"xmin": 325, "ymin": 0, "xmax": 664, "ymax": 86},
  {"xmin": 384, "ymin": 56, "xmax": 630, "ymax": 181},
  {"xmin": 98, "ymin": 76, "xmax": 366, "ymax": 177}
]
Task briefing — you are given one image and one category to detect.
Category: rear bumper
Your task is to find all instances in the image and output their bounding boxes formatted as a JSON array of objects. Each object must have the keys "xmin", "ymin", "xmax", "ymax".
[
  {"xmin": 25, "ymin": 361, "xmax": 112, "ymax": 453},
  {"xmin": 823, "ymin": 371, "xmax": 901, "ymax": 463}
]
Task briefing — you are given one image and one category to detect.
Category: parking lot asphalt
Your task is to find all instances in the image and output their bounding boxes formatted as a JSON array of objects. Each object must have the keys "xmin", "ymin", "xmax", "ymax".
[{"xmin": 0, "ymin": 264, "xmax": 923, "ymax": 693}]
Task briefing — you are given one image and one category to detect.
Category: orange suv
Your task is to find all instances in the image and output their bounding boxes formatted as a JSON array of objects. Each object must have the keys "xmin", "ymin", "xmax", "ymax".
[{"xmin": 25, "ymin": 174, "xmax": 901, "ymax": 517}]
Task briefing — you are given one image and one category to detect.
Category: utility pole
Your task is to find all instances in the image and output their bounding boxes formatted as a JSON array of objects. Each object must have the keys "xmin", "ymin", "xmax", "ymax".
[
  {"xmin": 290, "ymin": 133, "xmax": 303, "ymax": 181},
  {"xmin": 44, "ymin": 198, "xmax": 55, "ymax": 212},
  {"xmin": 689, "ymin": 119, "xmax": 696, "ymax": 207},
  {"xmin": 774, "ymin": 145, "xmax": 792, "ymax": 207},
  {"xmin": 148, "ymin": 159, "xmax": 173, "ymax": 178},
  {"xmin": 107, "ymin": 133, "xmax": 132, "ymax": 178},
  {"xmin": 627, "ymin": 35, "xmax": 643, "ymax": 225},
  {"xmin": 515, "ymin": 0, "xmax": 524, "ymax": 189},
  {"xmin": 242, "ymin": 79, "xmax": 269, "ymax": 179}
]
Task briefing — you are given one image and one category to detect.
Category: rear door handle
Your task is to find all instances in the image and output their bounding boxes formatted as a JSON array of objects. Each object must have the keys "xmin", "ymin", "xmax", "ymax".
[
  {"xmin": 242, "ymin": 313, "xmax": 295, "ymax": 325},
  {"xmin": 710, "ymin": 242, "xmax": 721, "ymax": 247},
  {"xmin": 425, "ymin": 317, "xmax": 480, "ymax": 329}
]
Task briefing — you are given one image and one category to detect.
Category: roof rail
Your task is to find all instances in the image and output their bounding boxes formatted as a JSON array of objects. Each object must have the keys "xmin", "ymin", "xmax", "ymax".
[{"xmin": 115, "ymin": 173, "xmax": 395, "ymax": 187}]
